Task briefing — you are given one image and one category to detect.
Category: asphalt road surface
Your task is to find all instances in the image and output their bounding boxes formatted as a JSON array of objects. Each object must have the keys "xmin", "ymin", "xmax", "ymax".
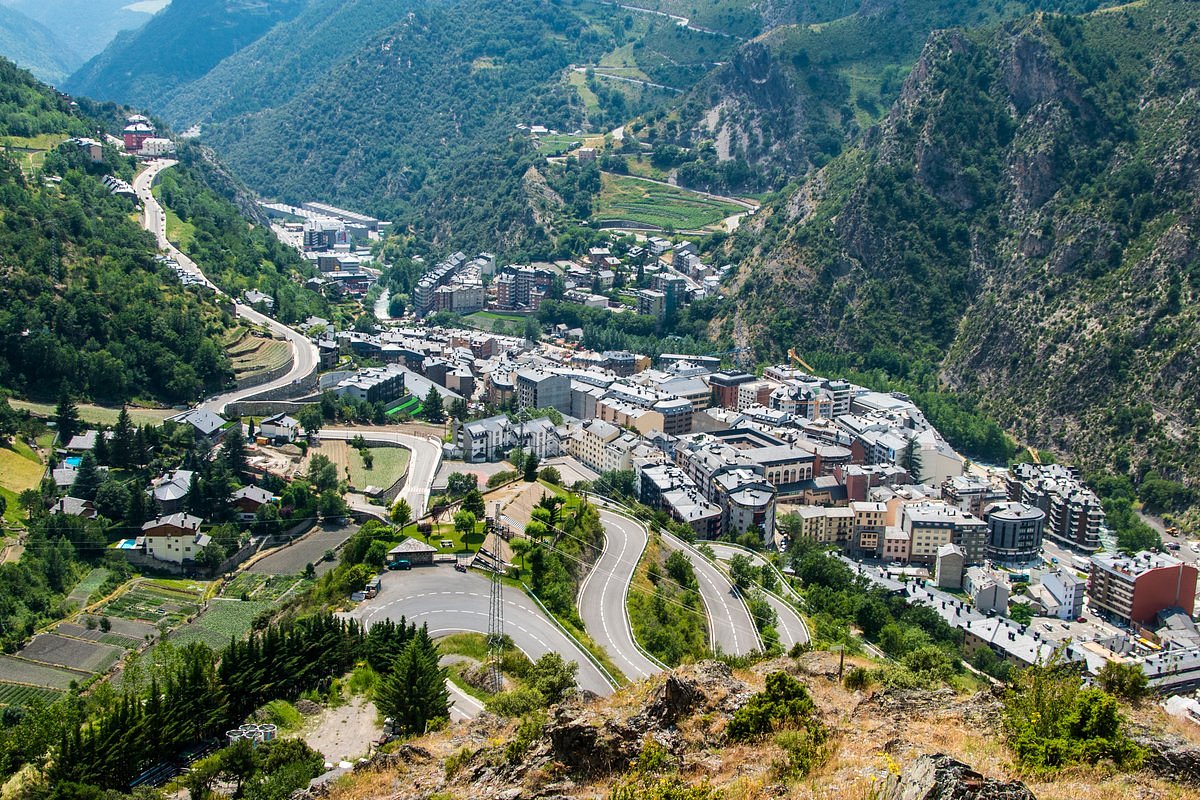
[
  {"xmin": 577, "ymin": 509, "xmax": 661, "ymax": 681},
  {"xmin": 660, "ymin": 531, "xmax": 761, "ymax": 656},
  {"xmin": 708, "ymin": 543, "xmax": 810, "ymax": 650},
  {"xmin": 134, "ymin": 159, "xmax": 319, "ymax": 416},
  {"xmin": 348, "ymin": 568, "xmax": 615, "ymax": 703},
  {"xmin": 319, "ymin": 428, "xmax": 443, "ymax": 517}
]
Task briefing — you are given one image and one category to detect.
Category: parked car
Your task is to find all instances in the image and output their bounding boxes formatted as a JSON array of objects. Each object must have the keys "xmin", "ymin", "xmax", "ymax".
[
  {"xmin": 388, "ymin": 559, "xmax": 411, "ymax": 571},
  {"xmin": 454, "ymin": 563, "xmax": 468, "ymax": 573}
]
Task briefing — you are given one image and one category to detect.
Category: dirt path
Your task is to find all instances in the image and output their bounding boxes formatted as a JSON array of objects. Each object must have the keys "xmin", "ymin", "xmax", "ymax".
[{"xmin": 302, "ymin": 697, "xmax": 380, "ymax": 765}]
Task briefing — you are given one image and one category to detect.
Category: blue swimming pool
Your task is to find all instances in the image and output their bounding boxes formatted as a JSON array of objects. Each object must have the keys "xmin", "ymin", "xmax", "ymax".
[
  {"xmin": 65, "ymin": 456, "xmax": 82, "ymax": 467},
  {"xmin": 116, "ymin": 539, "xmax": 138, "ymax": 549}
]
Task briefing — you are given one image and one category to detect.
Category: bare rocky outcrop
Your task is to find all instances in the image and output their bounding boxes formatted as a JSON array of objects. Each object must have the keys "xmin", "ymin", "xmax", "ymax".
[
  {"xmin": 1134, "ymin": 731, "xmax": 1200, "ymax": 785},
  {"xmin": 883, "ymin": 754, "xmax": 1036, "ymax": 800}
]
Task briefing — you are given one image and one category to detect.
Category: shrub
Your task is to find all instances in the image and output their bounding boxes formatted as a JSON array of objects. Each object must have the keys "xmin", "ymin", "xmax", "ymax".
[
  {"xmin": 728, "ymin": 672, "xmax": 825, "ymax": 743},
  {"xmin": 443, "ymin": 746, "xmax": 474, "ymax": 779},
  {"xmin": 772, "ymin": 727, "xmax": 834, "ymax": 780},
  {"xmin": 844, "ymin": 666, "xmax": 873, "ymax": 692},
  {"xmin": 1003, "ymin": 649, "xmax": 1144, "ymax": 771},
  {"xmin": 538, "ymin": 466, "xmax": 561, "ymax": 485},
  {"xmin": 486, "ymin": 686, "xmax": 545, "ymax": 717},
  {"xmin": 1094, "ymin": 660, "xmax": 1150, "ymax": 704},
  {"xmin": 505, "ymin": 711, "xmax": 547, "ymax": 763}
]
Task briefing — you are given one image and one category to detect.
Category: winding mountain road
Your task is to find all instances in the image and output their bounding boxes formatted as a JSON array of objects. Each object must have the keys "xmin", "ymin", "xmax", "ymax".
[
  {"xmin": 577, "ymin": 509, "xmax": 661, "ymax": 681},
  {"xmin": 661, "ymin": 531, "xmax": 761, "ymax": 656},
  {"xmin": 708, "ymin": 543, "xmax": 810, "ymax": 650},
  {"xmin": 348, "ymin": 569, "xmax": 615, "ymax": 702},
  {"xmin": 133, "ymin": 159, "xmax": 319, "ymax": 416}
]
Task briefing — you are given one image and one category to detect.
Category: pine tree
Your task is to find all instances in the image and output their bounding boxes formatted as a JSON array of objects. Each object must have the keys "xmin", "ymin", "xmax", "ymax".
[
  {"xmin": 71, "ymin": 451, "xmax": 103, "ymax": 501},
  {"xmin": 376, "ymin": 629, "xmax": 449, "ymax": 734},
  {"xmin": 422, "ymin": 386, "xmax": 444, "ymax": 423},
  {"xmin": 112, "ymin": 406, "xmax": 135, "ymax": 468},
  {"xmin": 222, "ymin": 424, "xmax": 247, "ymax": 479},
  {"xmin": 92, "ymin": 430, "xmax": 111, "ymax": 465},
  {"xmin": 901, "ymin": 439, "xmax": 924, "ymax": 483},
  {"xmin": 55, "ymin": 390, "xmax": 80, "ymax": 443}
]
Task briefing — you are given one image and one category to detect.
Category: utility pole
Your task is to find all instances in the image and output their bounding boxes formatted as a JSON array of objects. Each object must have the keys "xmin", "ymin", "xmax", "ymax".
[{"xmin": 486, "ymin": 516, "xmax": 505, "ymax": 694}]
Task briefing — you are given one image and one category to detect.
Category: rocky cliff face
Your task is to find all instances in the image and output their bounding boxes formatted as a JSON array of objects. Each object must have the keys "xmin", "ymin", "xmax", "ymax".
[
  {"xmin": 719, "ymin": 1, "xmax": 1200, "ymax": 481},
  {"xmin": 302, "ymin": 654, "xmax": 1198, "ymax": 800}
]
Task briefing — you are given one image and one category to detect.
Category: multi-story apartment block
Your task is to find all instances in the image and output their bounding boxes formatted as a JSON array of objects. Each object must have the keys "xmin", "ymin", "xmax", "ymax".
[
  {"xmin": 1006, "ymin": 463, "xmax": 1105, "ymax": 551},
  {"xmin": 1088, "ymin": 551, "xmax": 1198, "ymax": 626},
  {"xmin": 639, "ymin": 463, "xmax": 722, "ymax": 538},
  {"xmin": 515, "ymin": 368, "xmax": 571, "ymax": 414},
  {"xmin": 901, "ymin": 503, "xmax": 987, "ymax": 566}
]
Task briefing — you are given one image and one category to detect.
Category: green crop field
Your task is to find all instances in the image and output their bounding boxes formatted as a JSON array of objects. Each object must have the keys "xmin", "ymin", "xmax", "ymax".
[
  {"xmin": 596, "ymin": 173, "xmax": 743, "ymax": 231},
  {"xmin": 0, "ymin": 656, "xmax": 80, "ymax": 690},
  {"xmin": 534, "ymin": 133, "xmax": 584, "ymax": 155},
  {"xmin": 102, "ymin": 582, "xmax": 205, "ymax": 628},
  {"xmin": 8, "ymin": 400, "xmax": 174, "ymax": 427},
  {"xmin": 168, "ymin": 599, "xmax": 272, "ymax": 650},
  {"xmin": 67, "ymin": 568, "xmax": 111, "ymax": 607},
  {"xmin": 347, "ymin": 446, "xmax": 410, "ymax": 491},
  {"xmin": 222, "ymin": 573, "xmax": 311, "ymax": 603},
  {"xmin": 0, "ymin": 682, "xmax": 63, "ymax": 707}
]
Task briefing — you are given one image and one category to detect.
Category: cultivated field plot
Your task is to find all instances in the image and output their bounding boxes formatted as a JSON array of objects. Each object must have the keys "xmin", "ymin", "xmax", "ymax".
[
  {"xmin": 168, "ymin": 599, "xmax": 272, "ymax": 651},
  {"xmin": 0, "ymin": 682, "xmax": 62, "ymax": 707},
  {"xmin": 20, "ymin": 634, "xmax": 123, "ymax": 674},
  {"xmin": 9, "ymin": 400, "xmax": 174, "ymax": 427},
  {"xmin": 67, "ymin": 568, "xmax": 111, "ymax": 607},
  {"xmin": 56, "ymin": 623, "xmax": 144, "ymax": 650},
  {"xmin": 596, "ymin": 173, "xmax": 743, "ymax": 231},
  {"xmin": 78, "ymin": 615, "xmax": 159, "ymax": 642},
  {"xmin": 247, "ymin": 524, "xmax": 357, "ymax": 576},
  {"xmin": 0, "ymin": 655, "xmax": 81, "ymax": 689},
  {"xmin": 223, "ymin": 572, "xmax": 311, "ymax": 603},
  {"xmin": 101, "ymin": 581, "xmax": 205, "ymax": 628},
  {"xmin": 230, "ymin": 336, "xmax": 291, "ymax": 380}
]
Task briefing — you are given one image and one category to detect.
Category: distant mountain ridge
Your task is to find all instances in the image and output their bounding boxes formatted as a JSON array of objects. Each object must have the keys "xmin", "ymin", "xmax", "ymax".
[
  {"xmin": 65, "ymin": 0, "xmax": 307, "ymax": 108},
  {"xmin": 0, "ymin": 4, "xmax": 78, "ymax": 84}
]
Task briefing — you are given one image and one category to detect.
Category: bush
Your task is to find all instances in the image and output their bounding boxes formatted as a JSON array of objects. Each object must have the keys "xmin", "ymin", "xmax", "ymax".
[
  {"xmin": 443, "ymin": 746, "xmax": 474, "ymax": 779},
  {"xmin": 1003, "ymin": 649, "xmax": 1144, "ymax": 771},
  {"xmin": 505, "ymin": 711, "xmax": 547, "ymax": 763},
  {"xmin": 1094, "ymin": 660, "xmax": 1150, "ymax": 704},
  {"xmin": 538, "ymin": 466, "xmax": 562, "ymax": 485},
  {"xmin": 844, "ymin": 666, "xmax": 873, "ymax": 692},
  {"xmin": 728, "ymin": 672, "xmax": 825, "ymax": 742},
  {"xmin": 487, "ymin": 470, "xmax": 520, "ymax": 488},
  {"xmin": 486, "ymin": 686, "xmax": 545, "ymax": 717},
  {"xmin": 772, "ymin": 727, "xmax": 834, "ymax": 780}
]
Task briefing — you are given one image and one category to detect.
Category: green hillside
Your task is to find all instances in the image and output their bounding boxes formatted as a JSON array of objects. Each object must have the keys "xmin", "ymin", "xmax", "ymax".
[
  {"xmin": 718, "ymin": 0, "xmax": 1200, "ymax": 485},
  {"xmin": 0, "ymin": 4, "xmax": 79, "ymax": 84}
]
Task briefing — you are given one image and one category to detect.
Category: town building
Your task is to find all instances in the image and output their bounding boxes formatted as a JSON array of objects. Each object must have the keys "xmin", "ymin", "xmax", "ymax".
[
  {"xmin": 900, "ymin": 503, "xmax": 987, "ymax": 566},
  {"xmin": 983, "ymin": 501, "xmax": 1045, "ymax": 563},
  {"xmin": 333, "ymin": 365, "xmax": 407, "ymax": 405},
  {"xmin": 141, "ymin": 513, "xmax": 209, "ymax": 564},
  {"xmin": 230, "ymin": 486, "xmax": 275, "ymax": 523},
  {"xmin": 151, "ymin": 470, "xmax": 194, "ymax": 515},
  {"xmin": 639, "ymin": 463, "xmax": 722, "ymax": 538},
  {"xmin": 1088, "ymin": 551, "xmax": 1198, "ymax": 626},
  {"xmin": 259, "ymin": 413, "xmax": 300, "ymax": 443},
  {"xmin": 934, "ymin": 544, "xmax": 966, "ymax": 590}
]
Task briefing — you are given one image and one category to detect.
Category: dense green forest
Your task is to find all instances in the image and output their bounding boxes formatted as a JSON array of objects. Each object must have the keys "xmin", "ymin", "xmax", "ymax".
[
  {"xmin": 719, "ymin": 0, "xmax": 1200, "ymax": 486},
  {"xmin": 0, "ymin": 61, "xmax": 234, "ymax": 403}
]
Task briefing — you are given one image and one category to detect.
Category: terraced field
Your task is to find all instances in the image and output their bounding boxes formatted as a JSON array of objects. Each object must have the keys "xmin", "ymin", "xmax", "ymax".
[
  {"xmin": 596, "ymin": 173, "xmax": 743, "ymax": 231},
  {"xmin": 21, "ymin": 634, "xmax": 123, "ymax": 674},
  {"xmin": 67, "ymin": 568, "xmax": 111, "ymax": 607},
  {"xmin": 101, "ymin": 580, "xmax": 206, "ymax": 628},
  {"xmin": 0, "ymin": 682, "xmax": 62, "ymax": 707},
  {"xmin": 168, "ymin": 598, "xmax": 272, "ymax": 650},
  {"xmin": 0, "ymin": 655, "xmax": 81, "ymax": 689},
  {"xmin": 8, "ymin": 400, "xmax": 174, "ymax": 427},
  {"xmin": 228, "ymin": 331, "xmax": 292, "ymax": 380}
]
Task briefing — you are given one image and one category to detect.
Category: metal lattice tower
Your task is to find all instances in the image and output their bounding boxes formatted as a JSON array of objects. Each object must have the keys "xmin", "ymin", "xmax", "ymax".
[{"xmin": 486, "ymin": 525, "xmax": 505, "ymax": 693}]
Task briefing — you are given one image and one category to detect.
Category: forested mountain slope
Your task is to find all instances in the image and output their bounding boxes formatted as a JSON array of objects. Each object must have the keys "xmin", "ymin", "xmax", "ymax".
[
  {"xmin": 0, "ymin": 5, "xmax": 78, "ymax": 84},
  {"xmin": 65, "ymin": 0, "xmax": 306, "ymax": 109},
  {"xmin": 644, "ymin": 0, "xmax": 1119, "ymax": 192},
  {"xmin": 718, "ymin": 0, "xmax": 1200, "ymax": 482},
  {"xmin": 1, "ymin": 0, "xmax": 159, "ymax": 65}
]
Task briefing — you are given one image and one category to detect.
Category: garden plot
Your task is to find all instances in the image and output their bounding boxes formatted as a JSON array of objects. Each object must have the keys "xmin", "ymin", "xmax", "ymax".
[
  {"xmin": 78, "ymin": 615, "xmax": 159, "ymax": 642},
  {"xmin": 168, "ymin": 598, "xmax": 271, "ymax": 650},
  {"xmin": 21, "ymin": 634, "xmax": 123, "ymax": 674},
  {"xmin": 0, "ymin": 655, "xmax": 81, "ymax": 689},
  {"xmin": 57, "ymin": 623, "xmax": 144, "ymax": 650},
  {"xmin": 223, "ymin": 572, "xmax": 311, "ymax": 603},
  {"xmin": 101, "ymin": 582, "xmax": 204, "ymax": 628},
  {"xmin": 66, "ymin": 568, "xmax": 110, "ymax": 607},
  {"xmin": 0, "ymin": 683, "xmax": 62, "ymax": 707}
]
